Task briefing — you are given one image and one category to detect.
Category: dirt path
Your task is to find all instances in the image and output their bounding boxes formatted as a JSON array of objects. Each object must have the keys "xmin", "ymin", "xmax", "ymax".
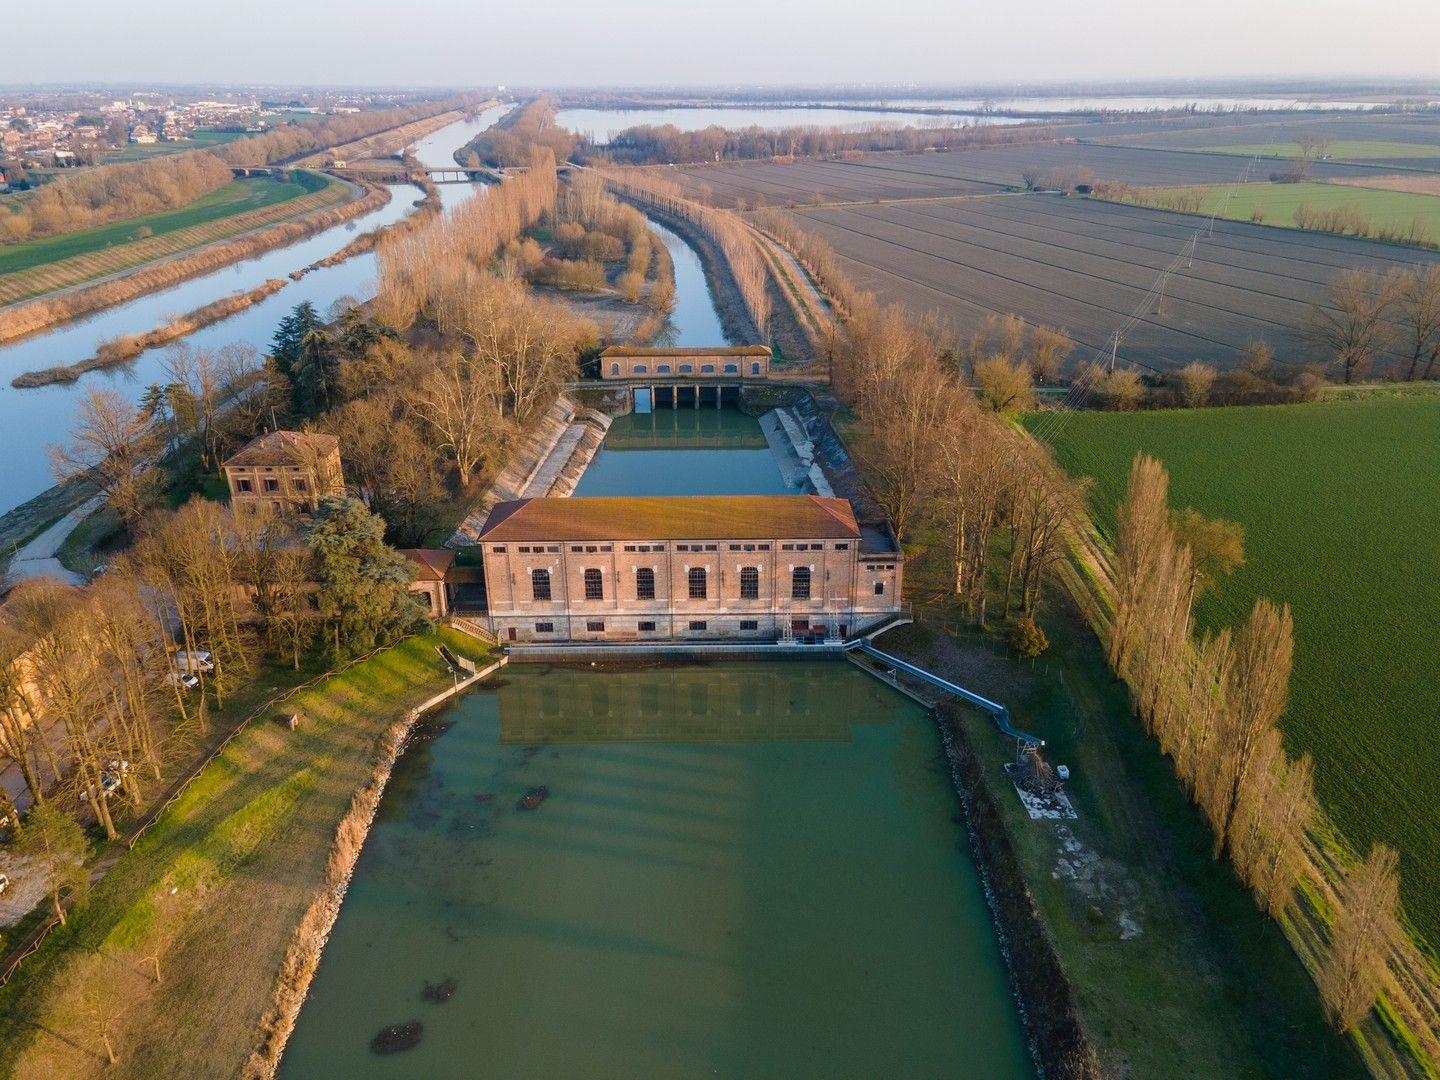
[{"xmin": 2, "ymin": 496, "xmax": 98, "ymax": 589}]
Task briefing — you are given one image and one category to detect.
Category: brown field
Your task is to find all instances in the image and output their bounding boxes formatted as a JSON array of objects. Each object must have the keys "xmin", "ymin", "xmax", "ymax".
[
  {"xmin": 788, "ymin": 192, "xmax": 1440, "ymax": 370},
  {"xmin": 1331, "ymin": 173, "xmax": 1440, "ymax": 195},
  {"xmin": 669, "ymin": 142, "xmax": 1392, "ymax": 209}
]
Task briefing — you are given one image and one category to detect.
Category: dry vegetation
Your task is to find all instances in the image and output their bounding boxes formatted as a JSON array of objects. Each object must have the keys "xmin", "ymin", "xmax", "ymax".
[{"xmin": 458, "ymin": 99, "xmax": 578, "ymax": 170}]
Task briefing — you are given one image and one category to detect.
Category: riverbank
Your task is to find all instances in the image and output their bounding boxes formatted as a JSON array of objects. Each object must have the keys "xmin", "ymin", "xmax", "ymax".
[
  {"xmin": 0, "ymin": 179, "xmax": 389, "ymax": 347},
  {"xmin": 0, "ymin": 629, "xmax": 497, "ymax": 1077}
]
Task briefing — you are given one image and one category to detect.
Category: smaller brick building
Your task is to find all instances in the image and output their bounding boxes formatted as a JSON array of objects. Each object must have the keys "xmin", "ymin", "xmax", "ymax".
[
  {"xmin": 222, "ymin": 431, "xmax": 344, "ymax": 516},
  {"xmin": 599, "ymin": 345, "xmax": 770, "ymax": 381}
]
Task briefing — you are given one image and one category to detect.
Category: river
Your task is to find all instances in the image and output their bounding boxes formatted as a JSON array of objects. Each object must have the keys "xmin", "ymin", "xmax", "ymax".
[{"xmin": 0, "ymin": 106, "xmax": 506, "ymax": 518}]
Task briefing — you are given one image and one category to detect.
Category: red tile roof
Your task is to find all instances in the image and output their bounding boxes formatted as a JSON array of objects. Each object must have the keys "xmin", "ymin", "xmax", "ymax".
[
  {"xmin": 224, "ymin": 430, "xmax": 339, "ymax": 468},
  {"xmin": 397, "ymin": 548, "xmax": 456, "ymax": 582},
  {"xmin": 478, "ymin": 496, "xmax": 860, "ymax": 543},
  {"xmin": 599, "ymin": 345, "xmax": 770, "ymax": 357}
]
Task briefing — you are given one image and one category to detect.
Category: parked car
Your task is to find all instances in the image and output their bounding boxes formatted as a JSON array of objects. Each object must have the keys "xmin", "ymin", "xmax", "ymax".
[
  {"xmin": 0, "ymin": 874, "xmax": 9, "ymax": 896},
  {"xmin": 80, "ymin": 773, "xmax": 122, "ymax": 801},
  {"xmin": 173, "ymin": 650, "xmax": 214, "ymax": 674},
  {"xmin": 166, "ymin": 672, "xmax": 200, "ymax": 691}
]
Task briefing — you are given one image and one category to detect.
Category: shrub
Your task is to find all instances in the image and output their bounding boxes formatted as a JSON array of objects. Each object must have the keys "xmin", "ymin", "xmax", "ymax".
[{"xmin": 1008, "ymin": 617, "xmax": 1049, "ymax": 658}]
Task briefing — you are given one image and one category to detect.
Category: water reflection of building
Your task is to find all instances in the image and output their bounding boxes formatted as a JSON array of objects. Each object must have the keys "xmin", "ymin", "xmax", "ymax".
[
  {"xmin": 477, "ymin": 494, "xmax": 903, "ymax": 644},
  {"xmin": 496, "ymin": 664, "xmax": 883, "ymax": 743}
]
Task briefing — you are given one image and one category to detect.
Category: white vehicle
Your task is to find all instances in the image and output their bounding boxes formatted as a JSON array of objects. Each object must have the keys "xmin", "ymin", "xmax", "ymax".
[
  {"xmin": 0, "ymin": 874, "xmax": 8, "ymax": 896},
  {"xmin": 173, "ymin": 650, "xmax": 214, "ymax": 674},
  {"xmin": 166, "ymin": 672, "xmax": 201, "ymax": 691},
  {"xmin": 80, "ymin": 773, "xmax": 122, "ymax": 801}
]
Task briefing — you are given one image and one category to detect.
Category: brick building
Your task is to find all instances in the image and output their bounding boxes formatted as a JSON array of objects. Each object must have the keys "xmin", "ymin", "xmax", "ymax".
[
  {"xmin": 476, "ymin": 495, "xmax": 903, "ymax": 643},
  {"xmin": 599, "ymin": 345, "xmax": 771, "ymax": 381},
  {"xmin": 222, "ymin": 430, "xmax": 344, "ymax": 516}
]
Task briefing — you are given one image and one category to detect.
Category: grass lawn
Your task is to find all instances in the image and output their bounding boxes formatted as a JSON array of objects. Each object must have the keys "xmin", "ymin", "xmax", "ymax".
[
  {"xmin": 879, "ymin": 553, "xmax": 1361, "ymax": 1076},
  {"xmin": 0, "ymin": 171, "xmax": 332, "ymax": 277},
  {"xmin": 1197, "ymin": 140, "xmax": 1440, "ymax": 161},
  {"xmin": 1025, "ymin": 398, "xmax": 1440, "ymax": 949},
  {"xmin": 1117, "ymin": 179, "xmax": 1440, "ymax": 238},
  {"xmin": 0, "ymin": 628, "xmax": 497, "ymax": 1077}
]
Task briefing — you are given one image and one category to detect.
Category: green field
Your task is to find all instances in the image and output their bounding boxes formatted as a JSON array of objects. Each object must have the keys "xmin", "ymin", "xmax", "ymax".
[
  {"xmin": 0, "ymin": 171, "xmax": 331, "ymax": 276},
  {"xmin": 1026, "ymin": 399, "xmax": 1440, "ymax": 947},
  {"xmin": 103, "ymin": 128, "xmax": 247, "ymax": 162},
  {"xmin": 1126, "ymin": 180, "xmax": 1440, "ymax": 239},
  {"xmin": 1197, "ymin": 140, "xmax": 1440, "ymax": 161}
]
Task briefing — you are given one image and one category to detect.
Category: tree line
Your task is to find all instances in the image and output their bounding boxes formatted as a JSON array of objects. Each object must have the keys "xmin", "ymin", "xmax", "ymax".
[
  {"xmin": 216, "ymin": 97, "xmax": 473, "ymax": 169},
  {"xmin": 0, "ymin": 151, "xmax": 234, "ymax": 244},
  {"xmin": 579, "ymin": 119, "xmax": 1054, "ymax": 166},
  {"xmin": 459, "ymin": 99, "xmax": 578, "ymax": 170}
]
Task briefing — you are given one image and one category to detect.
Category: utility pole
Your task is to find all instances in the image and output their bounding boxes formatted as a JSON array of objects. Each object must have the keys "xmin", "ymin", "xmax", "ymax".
[{"xmin": 1108, "ymin": 332, "xmax": 1120, "ymax": 372}]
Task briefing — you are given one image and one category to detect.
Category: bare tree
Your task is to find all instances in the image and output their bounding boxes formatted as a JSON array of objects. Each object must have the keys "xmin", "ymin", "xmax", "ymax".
[
  {"xmin": 1174, "ymin": 362, "xmax": 1217, "ymax": 408},
  {"xmin": 1390, "ymin": 265, "xmax": 1440, "ymax": 381},
  {"xmin": 972, "ymin": 355, "xmax": 1034, "ymax": 413},
  {"xmin": 48, "ymin": 387, "xmax": 162, "ymax": 533},
  {"xmin": 1304, "ymin": 269, "xmax": 1398, "ymax": 383},
  {"xmin": 1320, "ymin": 843, "xmax": 1401, "ymax": 1032},
  {"xmin": 1028, "ymin": 325, "xmax": 1073, "ymax": 384}
]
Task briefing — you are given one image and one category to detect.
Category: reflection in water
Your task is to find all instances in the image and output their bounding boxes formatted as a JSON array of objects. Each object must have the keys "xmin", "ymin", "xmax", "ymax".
[{"xmin": 280, "ymin": 663, "xmax": 1031, "ymax": 1079}]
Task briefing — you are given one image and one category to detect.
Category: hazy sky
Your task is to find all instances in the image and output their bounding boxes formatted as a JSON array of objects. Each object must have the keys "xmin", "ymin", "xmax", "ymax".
[{"xmin": 8, "ymin": 0, "xmax": 1439, "ymax": 88}]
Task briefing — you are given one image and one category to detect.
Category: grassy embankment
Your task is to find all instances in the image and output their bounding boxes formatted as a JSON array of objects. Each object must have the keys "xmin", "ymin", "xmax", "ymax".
[
  {"xmin": 0, "ymin": 171, "xmax": 348, "ymax": 306},
  {"xmin": 1109, "ymin": 180, "xmax": 1440, "ymax": 240},
  {"xmin": 832, "ymin": 409, "xmax": 1361, "ymax": 1077},
  {"xmin": 1025, "ymin": 398, "xmax": 1440, "ymax": 952},
  {"xmin": 0, "ymin": 628, "xmax": 496, "ymax": 1077}
]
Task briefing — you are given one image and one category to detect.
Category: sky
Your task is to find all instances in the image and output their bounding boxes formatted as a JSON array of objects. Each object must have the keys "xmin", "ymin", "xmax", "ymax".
[{"xmin": 6, "ymin": 0, "xmax": 1440, "ymax": 88}]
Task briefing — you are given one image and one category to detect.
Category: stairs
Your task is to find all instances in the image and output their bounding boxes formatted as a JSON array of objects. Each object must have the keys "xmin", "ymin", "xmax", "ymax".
[{"xmin": 448, "ymin": 616, "xmax": 497, "ymax": 646}]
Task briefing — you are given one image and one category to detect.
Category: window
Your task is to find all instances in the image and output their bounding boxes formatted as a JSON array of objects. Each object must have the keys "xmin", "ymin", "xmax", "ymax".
[
  {"xmin": 263, "ymin": 478, "xmax": 280, "ymax": 492},
  {"xmin": 638, "ymin": 620, "xmax": 657, "ymax": 632},
  {"xmin": 835, "ymin": 543, "xmax": 848, "ymax": 550},
  {"xmin": 531, "ymin": 568, "xmax": 551, "ymax": 601},
  {"xmin": 657, "ymin": 364, "xmax": 671, "ymax": 373},
  {"xmin": 689, "ymin": 620, "xmax": 708, "ymax": 631},
  {"xmin": 751, "ymin": 362, "xmax": 761, "ymax": 375},
  {"xmin": 237, "ymin": 478, "xmax": 253, "ymax": 493},
  {"xmin": 688, "ymin": 567, "xmax": 707, "ymax": 599},
  {"xmin": 535, "ymin": 621, "xmax": 554, "ymax": 633},
  {"xmin": 724, "ymin": 364, "xmax": 738, "ymax": 373},
  {"xmin": 586, "ymin": 620, "xmax": 605, "ymax": 632},
  {"xmin": 791, "ymin": 566, "xmax": 812, "ymax": 600},
  {"xmin": 610, "ymin": 363, "xmax": 621, "ymax": 376},
  {"xmin": 740, "ymin": 566, "xmax": 760, "ymax": 599},
  {"xmin": 492, "ymin": 546, "xmax": 507, "ymax": 553},
  {"xmin": 294, "ymin": 478, "xmax": 308, "ymax": 493},
  {"xmin": 636, "ymin": 567, "xmax": 656, "ymax": 600},
  {"xmin": 781, "ymin": 544, "xmax": 794, "ymax": 551},
  {"xmin": 700, "ymin": 364, "xmax": 715, "ymax": 373},
  {"xmin": 679, "ymin": 364, "xmax": 693, "ymax": 373},
  {"xmin": 584, "ymin": 568, "xmax": 604, "ymax": 600},
  {"xmin": 635, "ymin": 364, "xmax": 647, "ymax": 374},
  {"xmin": 704, "ymin": 544, "xmax": 717, "ymax": 551},
  {"xmin": 874, "ymin": 580, "xmax": 885, "ymax": 596},
  {"xmin": 740, "ymin": 619, "xmax": 759, "ymax": 631}
]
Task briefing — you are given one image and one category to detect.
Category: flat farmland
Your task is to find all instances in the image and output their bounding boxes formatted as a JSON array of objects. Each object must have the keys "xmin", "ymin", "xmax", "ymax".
[
  {"xmin": 673, "ymin": 142, "xmax": 1390, "ymax": 209},
  {"xmin": 789, "ymin": 192, "xmax": 1440, "ymax": 369},
  {"xmin": 1026, "ymin": 398, "xmax": 1440, "ymax": 947},
  {"xmin": 1105, "ymin": 114, "xmax": 1440, "ymax": 170}
]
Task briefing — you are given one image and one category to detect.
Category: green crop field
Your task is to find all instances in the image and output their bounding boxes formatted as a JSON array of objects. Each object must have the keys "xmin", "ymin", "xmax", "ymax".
[
  {"xmin": 0, "ymin": 171, "xmax": 330, "ymax": 276},
  {"xmin": 1026, "ymin": 398, "xmax": 1440, "ymax": 947},
  {"xmin": 1197, "ymin": 140, "xmax": 1440, "ymax": 161},
  {"xmin": 1122, "ymin": 180, "xmax": 1440, "ymax": 240}
]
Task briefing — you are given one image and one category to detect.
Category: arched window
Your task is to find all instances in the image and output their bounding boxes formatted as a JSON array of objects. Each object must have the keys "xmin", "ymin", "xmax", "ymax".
[
  {"xmin": 531, "ymin": 568, "xmax": 551, "ymax": 601},
  {"xmin": 636, "ymin": 566, "xmax": 656, "ymax": 600},
  {"xmin": 584, "ymin": 568, "xmax": 604, "ymax": 600},
  {"xmin": 679, "ymin": 364, "xmax": 694, "ymax": 374},
  {"xmin": 688, "ymin": 566, "xmax": 707, "ymax": 599},
  {"xmin": 657, "ymin": 364, "xmax": 671, "ymax": 373},
  {"xmin": 701, "ymin": 364, "xmax": 715, "ymax": 373},
  {"xmin": 791, "ymin": 566, "xmax": 811, "ymax": 600},
  {"xmin": 739, "ymin": 566, "xmax": 760, "ymax": 599},
  {"xmin": 751, "ymin": 362, "xmax": 762, "ymax": 375},
  {"xmin": 724, "ymin": 363, "xmax": 738, "ymax": 373},
  {"xmin": 610, "ymin": 363, "xmax": 620, "ymax": 376},
  {"xmin": 634, "ymin": 364, "xmax": 647, "ymax": 374}
]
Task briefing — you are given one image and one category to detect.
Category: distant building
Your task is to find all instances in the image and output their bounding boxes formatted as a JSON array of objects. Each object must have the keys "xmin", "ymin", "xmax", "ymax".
[
  {"xmin": 475, "ymin": 494, "xmax": 903, "ymax": 644},
  {"xmin": 222, "ymin": 431, "xmax": 344, "ymax": 516}
]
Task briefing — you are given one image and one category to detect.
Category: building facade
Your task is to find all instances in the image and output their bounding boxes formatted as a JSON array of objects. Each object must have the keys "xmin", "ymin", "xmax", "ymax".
[
  {"xmin": 599, "ymin": 345, "xmax": 771, "ymax": 381},
  {"xmin": 476, "ymin": 495, "xmax": 903, "ymax": 644},
  {"xmin": 222, "ymin": 431, "xmax": 345, "ymax": 516}
]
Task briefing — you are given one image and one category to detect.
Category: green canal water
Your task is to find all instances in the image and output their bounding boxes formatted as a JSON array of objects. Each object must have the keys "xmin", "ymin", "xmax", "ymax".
[
  {"xmin": 574, "ymin": 409, "xmax": 800, "ymax": 497},
  {"xmin": 279, "ymin": 662, "xmax": 1031, "ymax": 1078}
]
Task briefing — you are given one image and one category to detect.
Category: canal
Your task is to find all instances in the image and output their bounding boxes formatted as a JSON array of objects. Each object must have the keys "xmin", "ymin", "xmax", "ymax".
[
  {"xmin": 281, "ymin": 223, "xmax": 1031, "ymax": 1074},
  {"xmin": 0, "ymin": 107, "xmax": 505, "ymax": 517}
]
